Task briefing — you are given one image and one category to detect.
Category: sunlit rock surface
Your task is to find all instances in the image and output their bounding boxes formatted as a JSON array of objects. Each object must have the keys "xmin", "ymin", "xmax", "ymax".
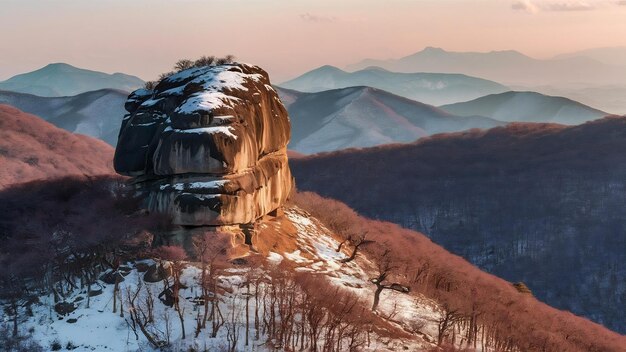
[{"xmin": 114, "ymin": 63, "xmax": 293, "ymax": 225}]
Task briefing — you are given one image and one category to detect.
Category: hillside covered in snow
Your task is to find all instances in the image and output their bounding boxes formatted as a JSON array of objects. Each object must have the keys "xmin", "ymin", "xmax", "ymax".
[{"xmin": 1, "ymin": 178, "xmax": 625, "ymax": 351}]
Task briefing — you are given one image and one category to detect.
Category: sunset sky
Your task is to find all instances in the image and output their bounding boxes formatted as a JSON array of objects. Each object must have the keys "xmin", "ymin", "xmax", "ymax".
[{"xmin": 2, "ymin": 0, "xmax": 626, "ymax": 82}]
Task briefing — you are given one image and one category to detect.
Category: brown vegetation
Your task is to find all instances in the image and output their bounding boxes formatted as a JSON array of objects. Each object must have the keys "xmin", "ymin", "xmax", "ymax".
[
  {"xmin": 290, "ymin": 116, "xmax": 626, "ymax": 334},
  {"xmin": 0, "ymin": 176, "xmax": 162, "ymax": 339},
  {"xmin": 292, "ymin": 191, "xmax": 626, "ymax": 352},
  {"xmin": 144, "ymin": 55, "xmax": 236, "ymax": 89},
  {"xmin": 2, "ymin": 173, "xmax": 624, "ymax": 350},
  {"xmin": 0, "ymin": 105, "xmax": 114, "ymax": 189}
]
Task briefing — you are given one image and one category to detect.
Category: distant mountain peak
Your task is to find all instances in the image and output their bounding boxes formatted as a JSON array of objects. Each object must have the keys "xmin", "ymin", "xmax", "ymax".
[
  {"xmin": 37, "ymin": 62, "xmax": 83, "ymax": 73},
  {"xmin": 361, "ymin": 66, "xmax": 390, "ymax": 72},
  {"xmin": 279, "ymin": 64, "xmax": 508, "ymax": 106},
  {"xmin": 415, "ymin": 47, "xmax": 526, "ymax": 57},
  {"xmin": 0, "ymin": 63, "xmax": 144, "ymax": 97},
  {"xmin": 421, "ymin": 46, "xmax": 446, "ymax": 53},
  {"xmin": 312, "ymin": 65, "xmax": 345, "ymax": 73},
  {"xmin": 439, "ymin": 90, "xmax": 608, "ymax": 125},
  {"xmin": 347, "ymin": 46, "xmax": 626, "ymax": 86},
  {"xmin": 43, "ymin": 62, "xmax": 75, "ymax": 68}
]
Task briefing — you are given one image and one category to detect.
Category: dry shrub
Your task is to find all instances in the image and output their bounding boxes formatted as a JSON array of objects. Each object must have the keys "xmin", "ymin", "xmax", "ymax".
[{"xmin": 293, "ymin": 191, "xmax": 626, "ymax": 352}]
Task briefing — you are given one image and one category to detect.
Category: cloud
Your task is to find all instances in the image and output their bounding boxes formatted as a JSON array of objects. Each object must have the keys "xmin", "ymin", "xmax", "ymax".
[
  {"xmin": 299, "ymin": 13, "xmax": 337, "ymax": 23},
  {"xmin": 511, "ymin": 0, "xmax": 606, "ymax": 12},
  {"xmin": 512, "ymin": 0, "xmax": 540, "ymax": 13}
]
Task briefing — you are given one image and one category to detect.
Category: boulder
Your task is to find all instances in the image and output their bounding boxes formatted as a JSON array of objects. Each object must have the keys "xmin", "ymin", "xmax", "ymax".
[
  {"xmin": 99, "ymin": 270, "xmax": 125, "ymax": 285},
  {"xmin": 114, "ymin": 63, "xmax": 293, "ymax": 226},
  {"xmin": 143, "ymin": 263, "xmax": 170, "ymax": 283},
  {"xmin": 88, "ymin": 284, "xmax": 103, "ymax": 297},
  {"xmin": 54, "ymin": 302, "xmax": 76, "ymax": 316}
]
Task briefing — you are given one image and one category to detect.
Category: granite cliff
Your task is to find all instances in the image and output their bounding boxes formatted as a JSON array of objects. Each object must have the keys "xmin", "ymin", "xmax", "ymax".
[{"xmin": 114, "ymin": 63, "xmax": 293, "ymax": 226}]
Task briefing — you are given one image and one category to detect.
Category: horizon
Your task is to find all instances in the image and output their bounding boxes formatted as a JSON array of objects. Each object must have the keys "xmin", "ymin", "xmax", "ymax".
[
  {"xmin": 2, "ymin": 0, "xmax": 626, "ymax": 82},
  {"xmin": 4, "ymin": 44, "xmax": 626, "ymax": 84}
]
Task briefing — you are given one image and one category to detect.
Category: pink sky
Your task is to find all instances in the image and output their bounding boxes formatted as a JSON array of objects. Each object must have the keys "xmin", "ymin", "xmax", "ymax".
[{"xmin": 2, "ymin": 0, "xmax": 626, "ymax": 82}]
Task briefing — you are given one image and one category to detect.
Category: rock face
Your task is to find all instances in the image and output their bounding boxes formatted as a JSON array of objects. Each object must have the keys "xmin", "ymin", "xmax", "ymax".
[{"xmin": 114, "ymin": 63, "xmax": 293, "ymax": 226}]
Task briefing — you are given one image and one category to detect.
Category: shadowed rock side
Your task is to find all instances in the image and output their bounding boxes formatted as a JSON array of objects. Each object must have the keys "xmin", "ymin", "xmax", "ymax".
[{"xmin": 114, "ymin": 63, "xmax": 293, "ymax": 226}]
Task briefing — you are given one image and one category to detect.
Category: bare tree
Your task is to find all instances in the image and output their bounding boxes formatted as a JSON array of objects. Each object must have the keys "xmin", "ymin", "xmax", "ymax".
[
  {"xmin": 174, "ymin": 59, "xmax": 194, "ymax": 72},
  {"xmin": 369, "ymin": 248, "xmax": 410, "ymax": 311},
  {"xmin": 194, "ymin": 55, "xmax": 216, "ymax": 67},
  {"xmin": 339, "ymin": 233, "xmax": 375, "ymax": 263},
  {"xmin": 216, "ymin": 55, "xmax": 236, "ymax": 65},
  {"xmin": 158, "ymin": 71, "xmax": 176, "ymax": 81},
  {"xmin": 153, "ymin": 246, "xmax": 188, "ymax": 339},
  {"xmin": 144, "ymin": 81, "xmax": 157, "ymax": 90},
  {"xmin": 437, "ymin": 302, "xmax": 463, "ymax": 346},
  {"xmin": 126, "ymin": 281, "xmax": 164, "ymax": 349}
]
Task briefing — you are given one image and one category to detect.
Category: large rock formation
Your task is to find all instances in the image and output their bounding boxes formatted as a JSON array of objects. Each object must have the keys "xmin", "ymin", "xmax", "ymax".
[{"xmin": 114, "ymin": 63, "xmax": 293, "ymax": 226}]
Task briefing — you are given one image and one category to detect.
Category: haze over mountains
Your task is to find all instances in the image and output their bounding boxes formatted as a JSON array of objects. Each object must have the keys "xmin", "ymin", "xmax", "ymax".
[
  {"xmin": 276, "ymin": 86, "xmax": 503, "ymax": 154},
  {"xmin": 0, "ymin": 61, "xmax": 615, "ymax": 155},
  {"xmin": 0, "ymin": 89, "xmax": 127, "ymax": 145},
  {"xmin": 279, "ymin": 65, "xmax": 508, "ymax": 106},
  {"xmin": 347, "ymin": 47, "xmax": 626, "ymax": 86},
  {"xmin": 526, "ymin": 84, "xmax": 626, "ymax": 115},
  {"xmin": 1, "ymin": 55, "xmax": 626, "ymax": 350},
  {"xmin": 553, "ymin": 46, "xmax": 626, "ymax": 67},
  {"xmin": 290, "ymin": 116, "xmax": 626, "ymax": 333},
  {"xmin": 440, "ymin": 91, "xmax": 608, "ymax": 125},
  {"xmin": 0, "ymin": 105, "xmax": 114, "ymax": 189},
  {"xmin": 0, "ymin": 63, "xmax": 143, "ymax": 97}
]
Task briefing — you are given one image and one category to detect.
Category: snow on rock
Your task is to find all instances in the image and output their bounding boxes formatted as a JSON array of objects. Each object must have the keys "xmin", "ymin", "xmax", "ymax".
[{"xmin": 114, "ymin": 63, "xmax": 293, "ymax": 226}]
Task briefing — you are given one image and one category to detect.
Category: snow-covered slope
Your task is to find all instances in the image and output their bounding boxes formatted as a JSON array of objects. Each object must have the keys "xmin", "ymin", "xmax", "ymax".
[
  {"xmin": 0, "ymin": 89, "xmax": 128, "ymax": 145},
  {"xmin": 276, "ymin": 86, "xmax": 503, "ymax": 154},
  {"xmin": 279, "ymin": 65, "xmax": 508, "ymax": 106},
  {"xmin": 439, "ymin": 91, "xmax": 609, "ymax": 125},
  {"xmin": 4, "ymin": 186, "xmax": 625, "ymax": 351},
  {"xmin": 11, "ymin": 207, "xmax": 440, "ymax": 351},
  {"xmin": 0, "ymin": 63, "xmax": 144, "ymax": 97}
]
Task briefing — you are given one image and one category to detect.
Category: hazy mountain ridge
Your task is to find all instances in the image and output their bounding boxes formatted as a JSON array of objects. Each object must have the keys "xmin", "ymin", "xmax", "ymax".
[
  {"xmin": 440, "ymin": 91, "xmax": 609, "ymax": 125},
  {"xmin": 347, "ymin": 47, "xmax": 626, "ymax": 86},
  {"xmin": 279, "ymin": 64, "xmax": 509, "ymax": 106},
  {"xmin": 553, "ymin": 46, "xmax": 626, "ymax": 67},
  {"xmin": 0, "ymin": 104, "xmax": 114, "ymax": 189},
  {"xmin": 521, "ymin": 84, "xmax": 626, "ymax": 115},
  {"xmin": 0, "ymin": 89, "xmax": 128, "ymax": 145},
  {"xmin": 0, "ymin": 63, "xmax": 144, "ymax": 97},
  {"xmin": 276, "ymin": 86, "xmax": 504, "ymax": 154},
  {"xmin": 290, "ymin": 116, "xmax": 626, "ymax": 334}
]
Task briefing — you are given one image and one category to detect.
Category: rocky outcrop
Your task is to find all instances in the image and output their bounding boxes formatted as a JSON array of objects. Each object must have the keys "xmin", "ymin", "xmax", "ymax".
[{"xmin": 114, "ymin": 63, "xmax": 293, "ymax": 226}]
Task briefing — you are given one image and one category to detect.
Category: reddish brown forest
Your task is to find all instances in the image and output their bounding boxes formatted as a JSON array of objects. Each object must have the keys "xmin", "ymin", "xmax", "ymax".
[
  {"xmin": 290, "ymin": 116, "xmax": 626, "ymax": 334},
  {"xmin": 292, "ymin": 191, "xmax": 626, "ymax": 352}
]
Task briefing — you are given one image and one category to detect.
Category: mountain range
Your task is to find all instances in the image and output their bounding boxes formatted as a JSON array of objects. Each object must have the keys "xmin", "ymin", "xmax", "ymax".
[
  {"xmin": 290, "ymin": 116, "xmax": 626, "ymax": 333},
  {"xmin": 276, "ymin": 86, "xmax": 503, "ymax": 154},
  {"xmin": 440, "ymin": 91, "xmax": 609, "ymax": 125},
  {"xmin": 0, "ymin": 89, "xmax": 128, "ymax": 145},
  {"xmin": 279, "ymin": 65, "xmax": 509, "ymax": 106},
  {"xmin": 0, "ymin": 63, "xmax": 143, "ymax": 97},
  {"xmin": 553, "ymin": 46, "xmax": 626, "ymax": 67},
  {"xmin": 0, "ymin": 104, "xmax": 114, "ymax": 189},
  {"xmin": 0, "ymin": 104, "xmax": 624, "ymax": 350},
  {"xmin": 1, "ymin": 60, "xmax": 626, "ymax": 350},
  {"xmin": 347, "ymin": 47, "xmax": 626, "ymax": 86},
  {"xmin": 0, "ymin": 62, "xmax": 615, "ymax": 155}
]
